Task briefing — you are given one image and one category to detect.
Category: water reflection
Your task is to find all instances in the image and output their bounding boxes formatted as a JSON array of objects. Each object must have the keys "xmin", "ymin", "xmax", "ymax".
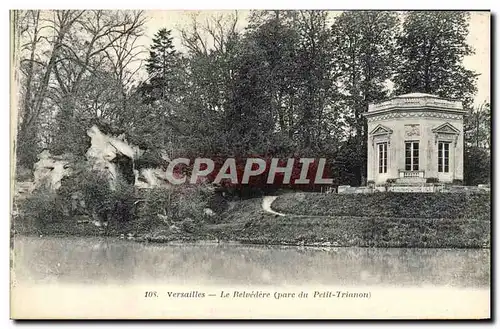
[{"xmin": 12, "ymin": 236, "xmax": 490, "ymax": 287}]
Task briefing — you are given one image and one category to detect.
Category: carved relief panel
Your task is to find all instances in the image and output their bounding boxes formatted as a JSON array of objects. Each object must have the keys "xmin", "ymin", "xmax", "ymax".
[{"xmin": 404, "ymin": 124, "xmax": 420, "ymax": 138}]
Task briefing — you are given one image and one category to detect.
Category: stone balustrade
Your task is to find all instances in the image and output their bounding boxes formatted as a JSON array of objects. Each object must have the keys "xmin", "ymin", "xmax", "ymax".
[
  {"xmin": 368, "ymin": 95, "xmax": 464, "ymax": 113},
  {"xmin": 398, "ymin": 170, "xmax": 425, "ymax": 178}
]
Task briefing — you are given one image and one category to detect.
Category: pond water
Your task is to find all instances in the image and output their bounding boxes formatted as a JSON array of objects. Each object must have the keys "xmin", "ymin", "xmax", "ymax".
[{"xmin": 12, "ymin": 236, "xmax": 490, "ymax": 288}]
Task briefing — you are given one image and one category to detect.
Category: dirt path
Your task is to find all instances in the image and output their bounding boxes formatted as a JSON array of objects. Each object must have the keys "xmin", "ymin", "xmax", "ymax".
[
  {"xmin": 261, "ymin": 196, "xmax": 285, "ymax": 217},
  {"xmin": 260, "ymin": 195, "xmax": 338, "ymax": 219}
]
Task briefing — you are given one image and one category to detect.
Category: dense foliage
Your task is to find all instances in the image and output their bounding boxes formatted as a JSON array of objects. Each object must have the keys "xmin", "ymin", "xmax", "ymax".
[
  {"xmin": 16, "ymin": 172, "xmax": 216, "ymax": 236},
  {"xmin": 13, "ymin": 10, "xmax": 489, "ymax": 186}
]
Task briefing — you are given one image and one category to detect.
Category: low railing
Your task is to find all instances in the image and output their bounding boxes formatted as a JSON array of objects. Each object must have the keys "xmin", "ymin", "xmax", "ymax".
[
  {"xmin": 368, "ymin": 96, "xmax": 463, "ymax": 112},
  {"xmin": 398, "ymin": 170, "xmax": 425, "ymax": 178}
]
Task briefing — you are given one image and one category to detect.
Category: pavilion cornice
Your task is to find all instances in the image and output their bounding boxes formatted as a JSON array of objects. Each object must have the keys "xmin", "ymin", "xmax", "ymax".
[
  {"xmin": 363, "ymin": 106, "xmax": 467, "ymax": 119},
  {"xmin": 367, "ymin": 95, "xmax": 463, "ymax": 113}
]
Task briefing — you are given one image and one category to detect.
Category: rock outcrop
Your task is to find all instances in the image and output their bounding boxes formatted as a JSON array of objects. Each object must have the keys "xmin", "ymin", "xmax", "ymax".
[
  {"xmin": 86, "ymin": 125, "xmax": 138, "ymax": 189},
  {"xmin": 32, "ymin": 150, "xmax": 73, "ymax": 191},
  {"xmin": 28, "ymin": 125, "xmax": 174, "ymax": 192}
]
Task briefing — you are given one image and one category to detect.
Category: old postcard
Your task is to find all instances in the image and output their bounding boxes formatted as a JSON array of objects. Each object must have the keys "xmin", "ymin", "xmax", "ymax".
[{"xmin": 9, "ymin": 9, "xmax": 491, "ymax": 319}]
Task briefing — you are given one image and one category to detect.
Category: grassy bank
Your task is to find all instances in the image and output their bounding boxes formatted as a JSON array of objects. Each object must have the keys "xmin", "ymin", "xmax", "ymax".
[
  {"xmin": 272, "ymin": 192, "xmax": 490, "ymax": 221},
  {"xmin": 207, "ymin": 192, "xmax": 490, "ymax": 248},
  {"xmin": 12, "ymin": 187, "xmax": 491, "ymax": 248},
  {"xmin": 226, "ymin": 214, "xmax": 490, "ymax": 248}
]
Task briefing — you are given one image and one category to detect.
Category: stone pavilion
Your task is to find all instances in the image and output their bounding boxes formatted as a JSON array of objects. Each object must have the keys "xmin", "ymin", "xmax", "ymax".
[{"xmin": 364, "ymin": 93, "xmax": 466, "ymax": 185}]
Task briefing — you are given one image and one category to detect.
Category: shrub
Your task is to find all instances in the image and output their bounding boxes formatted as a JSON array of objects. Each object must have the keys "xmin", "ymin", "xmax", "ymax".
[
  {"xmin": 386, "ymin": 178, "xmax": 397, "ymax": 184},
  {"xmin": 136, "ymin": 184, "xmax": 212, "ymax": 232},
  {"xmin": 17, "ymin": 165, "xmax": 220, "ymax": 235},
  {"xmin": 107, "ymin": 179, "xmax": 136, "ymax": 228},
  {"xmin": 452, "ymin": 179, "xmax": 464, "ymax": 186},
  {"xmin": 426, "ymin": 177, "xmax": 439, "ymax": 184},
  {"xmin": 15, "ymin": 168, "xmax": 117, "ymax": 234},
  {"xmin": 181, "ymin": 218, "xmax": 196, "ymax": 233},
  {"xmin": 15, "ymin": 165, "xmax": 33, "ymax": 182},
  {"xmin": 464, "ymin": 146, "xmax": 490, "ymax": 185},
  {"xmin": 19, "ymin": 187, "xmax": 67, "ymax": 232},
  {"xmin": 135, "ymin": 187, "xmax": 173, "ymax": 229},
  {"xmin": 58, "ymin": 168, "xmax": 137, "ymax": 232},
  {"xmin": 177, "ymin": 185, "xmax": 212, "ymax": 220},
  {"xmin": 59, "ymin": 169, "xmax": 113, "ymax": 218}
]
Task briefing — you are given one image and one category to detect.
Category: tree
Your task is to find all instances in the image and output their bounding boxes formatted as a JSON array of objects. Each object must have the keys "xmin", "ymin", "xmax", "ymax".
[
  {"xmin": 140, "ymin": 28, "xmax": 180, "ymax": 105},
  {"xmin": 464, "ymin": 101, "xmax": 490, "ymax": 149},
  {"xmin": 393, "ymin": 11, "xmax": 478, "ymax": 108},
  {"xmin": 331, "ymin": 11, "xmax": 399, "ymax": 185},
  {"xmin": 178, "ymin": 12, "xmax": 242, "ymax": 156},
  {"xmin": 104, "ymin": 21, "xmax": 147, "ymax": 129},
  {"xmin": 131, "ymin": 28, "xmax": 188, "ymax": 156},
  {"xmin": 463, "ymin": 101, "xmax": 490, "ymax": 186},
  {"xmin": 14, "ymin": 10, "xmax": 83, "ymax": 168},
  {"xmin": 49, "ymin": 10, "xmax": 145, "ymax": 155},
  {"xmin": 393, "ymin": 12, "xmax": 486, "ymax": 187},
  {"xmin": 294, "ymin": 11, "xmax": 340, "ymax": 153},
  {"xmin": 464, "ymin": 146, "xmax": 490, "ymax": 186},
  {"xmin": 245, "ymin": 10, "xmax": 300, "ymax": 145},
  {"xmin": 222, "ymin": 36, "xmax": 277, "ymax": 156},
  {"xmin": 221, "ymin": 10, "xmax": 343, "ymax": 158}
]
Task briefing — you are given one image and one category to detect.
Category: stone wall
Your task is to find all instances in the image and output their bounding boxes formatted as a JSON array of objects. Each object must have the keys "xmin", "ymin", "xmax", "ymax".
[
  {"xmin": 367, "ymin": 115, "xmax": 464, "ymax": 184},
  {"xmin": 337, "ymin": 184, "xmax": 488, "ymax": 194}
]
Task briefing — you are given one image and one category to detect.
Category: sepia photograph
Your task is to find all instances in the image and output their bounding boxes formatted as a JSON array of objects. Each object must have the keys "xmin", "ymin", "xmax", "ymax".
[{"xmin": 9, "ymin": 9, "xmax": 491, "ymax": 319}]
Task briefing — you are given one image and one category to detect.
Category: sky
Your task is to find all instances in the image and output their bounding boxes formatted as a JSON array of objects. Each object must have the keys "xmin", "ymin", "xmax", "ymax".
[{"xmin": 139, "ymin": 10, "xmax": 490, "ymax": 107}]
